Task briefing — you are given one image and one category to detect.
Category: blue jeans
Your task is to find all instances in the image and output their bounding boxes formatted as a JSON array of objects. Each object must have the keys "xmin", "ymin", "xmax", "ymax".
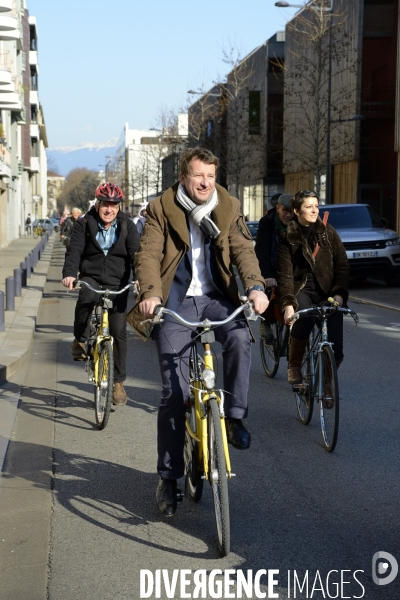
[{"xmin": 154, "ymin": 293, "xmax": 252, "ymax": 479}]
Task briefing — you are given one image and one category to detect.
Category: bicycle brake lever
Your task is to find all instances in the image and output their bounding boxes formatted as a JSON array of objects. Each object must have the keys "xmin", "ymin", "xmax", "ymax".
[{"xmin": 244, "ymin": 303, "xmax": 258, "ymax": 322}]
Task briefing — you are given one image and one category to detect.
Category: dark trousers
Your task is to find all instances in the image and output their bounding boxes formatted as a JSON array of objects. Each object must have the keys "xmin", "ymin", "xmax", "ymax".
[
  {"xmin": 291, "ymin": 287, "xmax": 344, "ymax": 361},
  {"xmin": 155, "ymin": 293, "xmax": 252, "ymax": 480},
  {"xmin": 74, "ymin": 276, "xmax": 128, "ymax": 382}
]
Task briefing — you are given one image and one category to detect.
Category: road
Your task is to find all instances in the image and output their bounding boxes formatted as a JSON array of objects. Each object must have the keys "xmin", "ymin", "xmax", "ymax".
[{"xmin": 1, "ymin": 242, "xmax": 400, "ymax": 600}]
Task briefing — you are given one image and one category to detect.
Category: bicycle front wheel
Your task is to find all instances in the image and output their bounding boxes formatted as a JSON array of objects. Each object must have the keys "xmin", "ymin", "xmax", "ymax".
[
  {"xmin": 319, "ymin": 346, "xmax": 339, "ymax": 452},
  {"xmin": 295, "ymin": 344, "xmax": 314, "ymax": 425},
  {"xmin": 33, "ymin": 228, "xmax": 39, "ymax": 239},
  {"xmin": 94, "ymin": 340, "xmax": 114, "ymax": 430},
  {"xmin": 184, "ymin": 397, "xmax": 203, "ymax": 502},
  {"xmin": 260, "ymin": 322, "xmax": 280, "ymax": 378},
  {"xmin": 208, "ymin": 397, "xmax": 230, "ymax": 557}
]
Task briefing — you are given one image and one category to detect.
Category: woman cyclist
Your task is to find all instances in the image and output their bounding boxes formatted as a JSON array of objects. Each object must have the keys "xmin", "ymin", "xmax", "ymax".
[{"xmin": 276, "ymin": 190, "xmax": 350, "ymax": 385}]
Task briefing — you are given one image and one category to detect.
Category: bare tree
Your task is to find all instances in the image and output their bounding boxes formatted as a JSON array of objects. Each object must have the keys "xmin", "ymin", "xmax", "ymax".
[
  {"xmin": 58, "ymin": 168, "xmax": 100, "ymax": 213},
  {"xmin": 273, "ymin": 0, "xmax": 360, "ymax": 196},
  {"xmin": 187, "ymin": 45, "xmax": 267, "ymax": 198}
]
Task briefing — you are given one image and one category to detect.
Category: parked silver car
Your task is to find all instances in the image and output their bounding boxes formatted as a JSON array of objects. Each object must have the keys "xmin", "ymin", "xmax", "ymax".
[{"xmin": 319, "ymin": 204, "xmax": 400, "ymax": 286}]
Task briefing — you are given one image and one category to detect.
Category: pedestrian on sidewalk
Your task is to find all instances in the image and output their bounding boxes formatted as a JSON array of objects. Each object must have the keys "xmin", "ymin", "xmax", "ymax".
[
  {"xmin": 61, "ymin": 183, "xmax": 140, "ymax": 406},
  {"xmin": 25, "ymin": 214, "xmax": 32, "ymax": 235}
]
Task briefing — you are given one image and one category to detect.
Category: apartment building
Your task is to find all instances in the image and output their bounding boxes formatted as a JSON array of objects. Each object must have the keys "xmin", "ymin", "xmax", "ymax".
[
  {"xmin": 0, "ymin": 1, "xmax": 47, "ymax": 247},
  {"xmin": 282, "ymin": 0, "xmax": 400, "ymax": 231},
  {"xmin": 187, "ymin": 33, "xmax": 285, "ymax": 219},
  {"xmin": 108, "ymin": 124, "xmax": 171, "ymax": 214}
]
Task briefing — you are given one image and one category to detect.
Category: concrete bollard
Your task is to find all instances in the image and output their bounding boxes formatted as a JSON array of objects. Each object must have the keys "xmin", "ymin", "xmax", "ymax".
[
  {"xmin": 20, "ymin": 261, "xmax": 27, "ymax": 287},
  {"xmin": 6, "ymin": 276, "xmax": 15, "ymax": 311},
  {"xmin": 26, "ymin": 254, "xmax": 32, "ymax": 278},
  {"xmin": 14, "ymin": 268, "xmax": 22, "ymax": 297},
  {"xmin": 0, "ymin": 290, "xmax": 4, "ymax": 331}
]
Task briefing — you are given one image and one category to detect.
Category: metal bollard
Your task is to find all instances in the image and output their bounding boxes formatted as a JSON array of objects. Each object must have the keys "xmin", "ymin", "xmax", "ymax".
[
  {"xmin": 14, "ymin": 268, "xmax": 22, "ymax": 297},
  {"xmin": 0, "ymin": 290, "xmax": 4, "ymax": 331},
  {"xmin": 25, "ymin": 255, "xmax": 31, "ymax": 278},
  {"xmin": 20, "ymin": 261, "xmax": 27, "ymax": 287},
  {"xmin": 6, "ymin": 276, "xmax": 15, "ymax": 311}
]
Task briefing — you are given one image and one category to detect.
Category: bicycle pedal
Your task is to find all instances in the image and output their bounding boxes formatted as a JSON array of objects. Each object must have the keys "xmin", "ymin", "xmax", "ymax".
[{"xmin": 176, "ymin": 489, "xmax": 184, "ymax": 502}]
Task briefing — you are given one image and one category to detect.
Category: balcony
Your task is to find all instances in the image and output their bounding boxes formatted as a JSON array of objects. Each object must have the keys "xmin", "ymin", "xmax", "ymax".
[
  {"xmin": 30, "ymin": 90, "xmax": 39, "ymax": 106},
  {"xmin": 0, "ymin": 145, "xmax": 11, "ymax": 178},
  {"xmin": 0, "ymin": 91, "xmax": 19, "ymax": 104},
  {"xmin": 0, "ymin": 15, "xmax": 19, "ymax": 40},
  {"xmin": 0, "ymin": 79, "xmax": 15, "ymax": 94},
  {"xmin": 29, "ymin": 50, "xmax": 38, "ymax": 67},
  {"xmin": 30, "ymin": 123, "xmax": 40, "ymax": 138},
  {"xmin": 0, "ymin": 67, "xmax": 11, "ymax": 85},
  {"xmin": 0, "ymin": 1, "xmax": 13, "ymax": 12},
  {"xmin": 30, "ymin": 156, "xmax": 40, "ymax": 172}
]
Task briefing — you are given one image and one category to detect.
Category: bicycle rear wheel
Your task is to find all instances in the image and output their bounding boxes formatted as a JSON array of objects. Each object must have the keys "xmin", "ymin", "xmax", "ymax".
[
  {"xmin": 94, "ymin": 340, "xmax": 114, "ymax": 430},
  {"xmin": 260, "ymin": 322, "xmax": 280, "ymax": 378},
  {"xmin": 319, "ymin": 345, "xmax": 339, "ymax": 452},
  {"xmin": 208, "ymin": 397, "xmax": 230, "ymax": 557},
  {"xmin": 294, "ymin": 344, "xmax": 314, "ymax": 425}
]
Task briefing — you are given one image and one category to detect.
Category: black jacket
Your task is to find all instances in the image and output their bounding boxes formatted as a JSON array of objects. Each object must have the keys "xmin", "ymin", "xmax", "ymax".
[
  {"xmin": 276, "ymin": 216, "xmax": 349, "ymax": 312},
  {"xmin": 255, "ymin": 208, "xmax": 279, "ymax": 280},
  {"xmin": 62, "ymin": 208, "xmax": 140, "ymax": 287},
  {"xmin": 60, "ymin": 216, "xmax": 76, "ymax": 239}
]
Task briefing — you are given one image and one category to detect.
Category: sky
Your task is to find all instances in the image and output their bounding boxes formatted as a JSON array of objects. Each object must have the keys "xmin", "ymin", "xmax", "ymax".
[{"xmin": 28, "ymin": 0, "xmax": 298, "ymax": 153}]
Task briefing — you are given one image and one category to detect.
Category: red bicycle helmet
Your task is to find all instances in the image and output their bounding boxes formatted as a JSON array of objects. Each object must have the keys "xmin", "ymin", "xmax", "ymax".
[{"xmin": 95, "ymin": 182, "xmax": 124, "ymax": 202}]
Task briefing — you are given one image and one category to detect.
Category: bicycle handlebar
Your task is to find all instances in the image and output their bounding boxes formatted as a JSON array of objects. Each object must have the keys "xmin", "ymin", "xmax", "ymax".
[
  {"xmin": 289, "ymin": 304, "xmax": 358, "ymax": 325},
  {"xmin": 140, "ymin": 300, "xmax": 260, "ymax": 329},
  {"xmin": 72, "ymin": 279, "xmax": 133, "ymax": 296}
]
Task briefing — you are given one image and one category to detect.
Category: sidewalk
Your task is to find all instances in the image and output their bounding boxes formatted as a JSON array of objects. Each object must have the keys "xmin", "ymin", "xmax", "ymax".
[
  {"xmin": 349, "ymin": 278, "xmax": 400, "ymax": 312},
  {"xmin": 0, "ymin": 232, "xmax": 55, "ymax": 471}
]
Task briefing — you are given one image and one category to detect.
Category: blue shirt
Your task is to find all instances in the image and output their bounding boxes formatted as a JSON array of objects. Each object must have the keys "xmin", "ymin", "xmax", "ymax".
[{"xmin": 96, "ymin": 219, "xmax": 118, "ymax": 255}]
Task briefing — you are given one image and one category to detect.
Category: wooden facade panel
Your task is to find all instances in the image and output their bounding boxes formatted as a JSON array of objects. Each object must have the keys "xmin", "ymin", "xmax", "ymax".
[
  {"xmin": 333, "ymin": 160, "xmax": 358, "ymax": 203},
  {"xmin": 284, "ymin": 170, "xmax": 313, "ymax": 194},
  {"xmin": 283, "ymin": 0, "xmax": 361, "ymax": 177}
]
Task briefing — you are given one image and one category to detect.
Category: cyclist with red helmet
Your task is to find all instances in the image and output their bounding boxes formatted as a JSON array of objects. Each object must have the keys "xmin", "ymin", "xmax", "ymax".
[{"xmin": 62, "ymin": 183, "xmax": 140, "ymax": 405}]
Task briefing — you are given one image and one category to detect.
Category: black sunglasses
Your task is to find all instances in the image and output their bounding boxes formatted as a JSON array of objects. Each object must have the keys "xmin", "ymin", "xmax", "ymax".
[{"xmin": 296, "ymin": 189, "xmax": 318, "ymax": 198}]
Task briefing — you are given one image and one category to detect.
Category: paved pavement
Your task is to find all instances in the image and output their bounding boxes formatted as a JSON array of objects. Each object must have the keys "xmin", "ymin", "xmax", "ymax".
[
  {"xmin": 0, "ymin": 232, "xmax": 55, "ymax": 471},
  {"xmin": 0, "ymin": 237, "xmax": 398, "ymax": 476}
]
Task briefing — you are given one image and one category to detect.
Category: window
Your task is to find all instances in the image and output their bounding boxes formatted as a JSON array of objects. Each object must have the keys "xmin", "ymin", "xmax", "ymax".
[{"xmin": 248, "ymin": 91, "xmax": 261, "ymax": 135}]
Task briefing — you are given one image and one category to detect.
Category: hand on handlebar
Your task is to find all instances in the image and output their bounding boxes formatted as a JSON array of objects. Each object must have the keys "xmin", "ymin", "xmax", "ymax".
[
  {"xmin": 61, "ymin": 276, "xmax": 76, "ymax": 290},
  {"xmin": 138, "ymin": 296, "xmax": 162, "ymax": 317},
  {"xmin": 247, "ymin": 289, "xmax": 269, "ymax": 315},
  {"xmin": 284, "ymin": 305, "xmax": 295, "ymax": 325}
]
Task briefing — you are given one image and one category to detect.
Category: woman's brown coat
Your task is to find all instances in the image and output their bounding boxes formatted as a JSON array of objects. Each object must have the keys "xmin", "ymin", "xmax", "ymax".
[
  {"xmin": 276, "ymin": 216, "xmax": 349, "ymax": 312},
  {"xmin": 127, "ymin": 182, "xmax": 265, "ymax": 339}
]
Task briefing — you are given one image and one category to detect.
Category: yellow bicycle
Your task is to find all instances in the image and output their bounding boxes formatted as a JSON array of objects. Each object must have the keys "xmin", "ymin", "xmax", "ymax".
[
  {"xmin": 149, "ymin": 300, "xmax": 259, "ymax": 556},
  {"xmin": 73, "ymin": 280, "xmax": 134, "ymax": 429},
  {"xmin": 33, "ymin": 224, "xmax": 46, "ymax": 238}
]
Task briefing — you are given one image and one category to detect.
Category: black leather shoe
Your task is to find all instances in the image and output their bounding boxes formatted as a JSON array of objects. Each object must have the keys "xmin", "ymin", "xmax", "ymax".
[
  {"xmin": 156, "ymin": 478, "xmax": 177, "ymax": 516},
  {"xmin": 225, "ymin": 418, "xmax": 251, "ymax": 450}
]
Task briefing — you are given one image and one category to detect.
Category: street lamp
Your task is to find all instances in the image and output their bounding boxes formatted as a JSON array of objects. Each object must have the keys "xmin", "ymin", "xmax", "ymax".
[
  {"xmin": 187, "ymin": 89, "xmax": 221, "ymax": 98},
  {"xmin": 275, "ymin": 1, "xmax": 333, "ymax": 9}
]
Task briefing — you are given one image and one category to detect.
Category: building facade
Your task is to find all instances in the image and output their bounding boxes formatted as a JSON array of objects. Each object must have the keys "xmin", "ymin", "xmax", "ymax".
[{"xmin": 0, "ymin": 1, "xmax": 47, "ymax": 247}]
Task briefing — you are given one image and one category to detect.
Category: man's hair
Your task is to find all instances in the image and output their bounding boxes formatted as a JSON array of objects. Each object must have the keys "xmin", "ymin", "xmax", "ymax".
[
  {"xmin": 291, "ymin": 190, "xmax": 319, "ymax": 212},
  {"xmin": 72, "ymin": 207, "xmax": 82, "ymax": 214},
  {"xmin": 180, "ymin": 147, "xmax": 219, "ymax": 176}
]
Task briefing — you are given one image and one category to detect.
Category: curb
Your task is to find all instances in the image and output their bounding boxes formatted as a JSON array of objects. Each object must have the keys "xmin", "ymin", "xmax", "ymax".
[{"xmin": 349, "ymin": 295, "xmax": 400, "ymax": 313}]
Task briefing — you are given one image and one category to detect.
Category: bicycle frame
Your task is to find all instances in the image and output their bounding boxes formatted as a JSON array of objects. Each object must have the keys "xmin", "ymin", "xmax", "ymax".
[
  {"xmin": 304, "ymin": 320, "xmax": 333, "ymax": 402},
  {"xmin": 89, "ymin": 297, "xmax": 113, "ymax": 386},
  {"xmin": 186, "ymin": 333, "xmax": 232, "ymax": 481}
]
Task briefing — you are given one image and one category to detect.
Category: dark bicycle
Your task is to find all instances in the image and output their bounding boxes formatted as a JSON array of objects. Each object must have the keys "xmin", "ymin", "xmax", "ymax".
[{"xmin": 290, "ymin": 301, "xmax": 358, "ymax": 452}]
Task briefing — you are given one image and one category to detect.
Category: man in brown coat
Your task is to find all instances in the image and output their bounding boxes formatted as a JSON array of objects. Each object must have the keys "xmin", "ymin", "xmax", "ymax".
[{"xmin": 128, "ymin": 147, "xmax": 268, "ymax": 516}]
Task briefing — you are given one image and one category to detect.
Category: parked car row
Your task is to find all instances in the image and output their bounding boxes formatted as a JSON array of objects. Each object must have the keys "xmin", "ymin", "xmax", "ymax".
[{"xmin": 248, "ymin": 203, "xmax": 400, "ymax": 286}]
